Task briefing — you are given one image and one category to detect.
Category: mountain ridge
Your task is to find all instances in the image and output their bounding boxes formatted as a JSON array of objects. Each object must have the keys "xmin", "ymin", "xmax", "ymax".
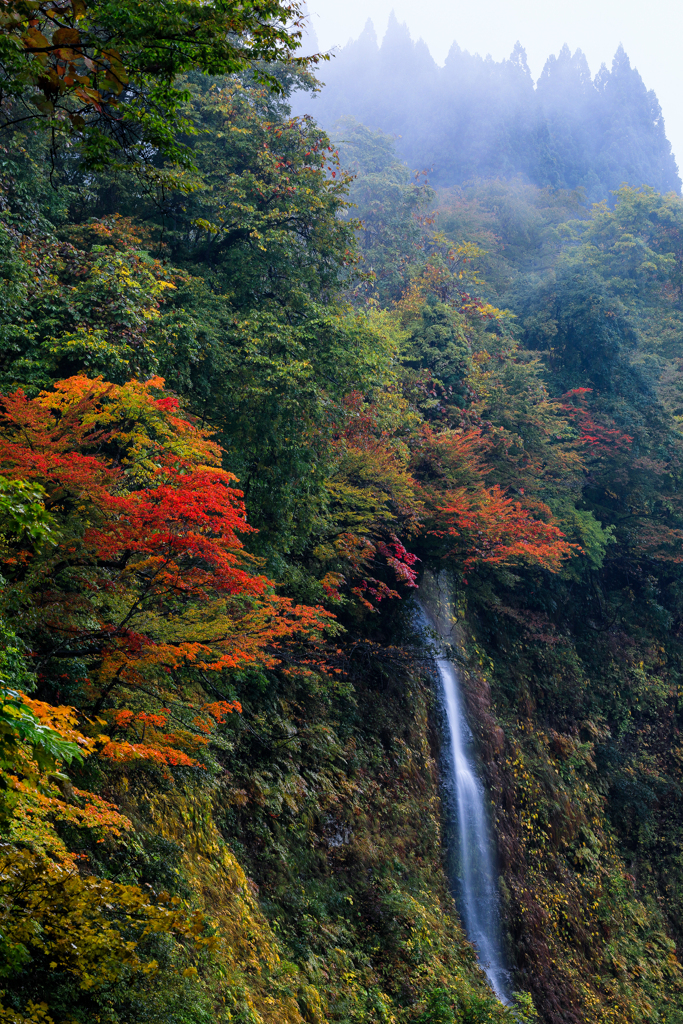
[{"xmin": 294, "ymin": 15, "xmax": 680, "ymax": 201}]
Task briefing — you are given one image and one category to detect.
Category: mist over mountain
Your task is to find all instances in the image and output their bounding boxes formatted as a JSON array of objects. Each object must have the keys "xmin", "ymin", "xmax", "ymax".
[{"xmin": 294, "ymin": 14, "xmax": 681, "ymax": 201}]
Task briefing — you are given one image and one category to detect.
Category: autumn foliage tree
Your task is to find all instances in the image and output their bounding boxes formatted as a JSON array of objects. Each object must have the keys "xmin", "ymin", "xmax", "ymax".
[
  {"xmin": 308, "ymin": 361, "xmax": 579, "ymax": 613},
  {"xmin": 0, "ymin": 465, "xmax": 222, "ymax": 1024},
  {"xmin": 411, "ymin": 424, "xmax": 578, "ymax": 572},
  {"xmin": 0, "ymin": 374, "xmax": 334, "ymax": 772}
]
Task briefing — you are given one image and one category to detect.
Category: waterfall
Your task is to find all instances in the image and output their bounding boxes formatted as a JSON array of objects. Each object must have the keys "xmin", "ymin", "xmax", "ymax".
[
  {"xmin": 436, "ymin": 655, "xmax": 510, "ymax": 1002},
  {"xmin": 420, "ymin": 582, "xmax": 510, "ymax": 1003}
]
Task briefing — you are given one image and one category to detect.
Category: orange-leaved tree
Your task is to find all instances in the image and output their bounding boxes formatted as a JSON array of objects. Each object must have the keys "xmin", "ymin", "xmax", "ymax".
[
  {"xmin": 0, "ymin": 375, "xmax": 335, "ymax": 771},
  {"xmin": 413, "ymin": 425, "xmax": 579, "ymax": 572},
  {"xmin": 315, "ymin": 390, "xmax": 422, "ymax": 611},
  {"xmin": 0, "ymin": 484, "xmax": 218, "ymax": 1018},
  {"xmin": 311, "ymin": 382, "xmax": 578, "ymax": 611}
]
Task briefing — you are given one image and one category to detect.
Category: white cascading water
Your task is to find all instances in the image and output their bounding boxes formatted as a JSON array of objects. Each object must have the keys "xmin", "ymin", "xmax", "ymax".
[
  {"xmin": 420, "ymin": 579, "xmax": 509, "ymax": 1003},
  {"xmin": 436, "ymin": 654, "xmax": 510, "ymax": 1003}
]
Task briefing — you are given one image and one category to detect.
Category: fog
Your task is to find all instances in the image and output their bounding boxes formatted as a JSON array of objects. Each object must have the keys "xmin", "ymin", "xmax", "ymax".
[
  {"xmin": 293, "ymin": 14, "xmax": 680, "ymax": 202},
  {"xmin": 301, "ymin": 0, "xmax": 683, "ymax": 173}
]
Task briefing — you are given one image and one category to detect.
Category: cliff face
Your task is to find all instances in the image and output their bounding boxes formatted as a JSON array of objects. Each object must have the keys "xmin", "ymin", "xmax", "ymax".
[
  {"xmin": 100, "ymin": 596, "xmax": 683, "ymax": 1024},
  {"xmin": 201, "ymin": 643, "xmax": 508, "ymax": 1022},
  {"xmin": 114, "ymin": 646, "xmax": 513, "ymax": 1024},
  {"xmin": 457, "ymin": 622, "xmax": 683, "ymax": 1024}
]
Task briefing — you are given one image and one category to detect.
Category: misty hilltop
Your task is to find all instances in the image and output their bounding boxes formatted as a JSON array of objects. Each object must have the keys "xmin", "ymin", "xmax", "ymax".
[{"xmin": 293, "ymin": 14, "xmax": 681, "ymax": 201}]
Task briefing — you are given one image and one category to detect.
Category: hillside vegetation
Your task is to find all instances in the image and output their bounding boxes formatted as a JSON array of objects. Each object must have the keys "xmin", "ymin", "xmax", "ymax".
[{"xmin": 2, "ymin": 5, "xmax": 683, "ymax": 1023}]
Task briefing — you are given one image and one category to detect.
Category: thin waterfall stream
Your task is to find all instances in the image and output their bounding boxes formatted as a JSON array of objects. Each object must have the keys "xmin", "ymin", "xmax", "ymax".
[{"xmin": 420, "ymin": 580, "xmax": 510, "ymax": 1003}]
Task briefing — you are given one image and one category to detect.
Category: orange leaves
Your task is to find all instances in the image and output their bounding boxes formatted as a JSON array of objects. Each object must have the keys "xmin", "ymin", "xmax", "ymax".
[
  {"xmin": 435, "ymin": 483, "xmax": 578, "ymax": 572},
  {"xmin": 0, "ymin": 376, "xmax": 224, "ymax": 512},
  {"xmin": 31, "ymin": 374, "xmax": 223, "ymax": 471},
  {"xmin": 0, "ymin": 374, "xmax": 336, "ymax": 772},
  {"xmin": 11, "ymin": 777, "xmax": 132, "ymax": 843},
  {"xmin": 100, "ymin": 700, "xmax": 244, "ymax": 772},
  {"xmin": 22, "ymin": 695, "xmax": 98, "ymax": 756},
  {"xmin": 416, "ymin": 425, "xmax": 579, "ymax": 572},
  {"xmin": 111, "ymin": 709, "xmax": 135, "ymax": 729},
  {"xmin": 200, "ymin": 700, "xmax": 242, "ymax": 723},
  {"xmin": 13, "ymin": 4, "xmax": 124, "ymax": 119},
  {"xmin": 320, "ymin": 572, "xmax": 345, "ymax": 602},
  {"xmin": 0, "ymin": 375, "xmax": 249, "ymax": 584},
  {"xmin": 102, "ymin": 706, "xmax": 204, "ymax": 770},
  {"xmin": 0, "ymin": 688, "xmax": 131, "ymax": 861},
  {"xmin": 3, "ymin": 731, "xmax": 133, "ymax": 861},
  {"xmin": 99, "ymin": 740, "xmax": 200, "ymax": 770},
  {"xmin": 21, "ymin": 26, "xmax": 49, "ymax": 49},
  {"xmin": 322, "ymin": 383, "xmax": 576, "ymax": 607}
]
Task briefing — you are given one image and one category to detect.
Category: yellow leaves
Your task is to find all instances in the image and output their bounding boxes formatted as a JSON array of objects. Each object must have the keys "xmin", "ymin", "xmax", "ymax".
[
  {"xmin": 0, "ymin": 845, "xmax": 206, "ymax": 1006},
  {"xmin": 6, "ymin": 773, "xmax": 132, "ymax": 861},
  {"xmin": 22, "ymin": 28, "xmax": 49, "ymax": 49},
  {"xmin": 35, "ymin": 375, "xmax": 223, "ymax": 483},
  {"xmin": 52, "ymin": 27, "xmax": 80, "ymax": 48},
  {"xmin": 0, "ymin": 693, "xmax": 129, "ymax": 861},
  {"xmin": 0, "ymin": 1001, "xmax": 55, "ymax": 1024}
]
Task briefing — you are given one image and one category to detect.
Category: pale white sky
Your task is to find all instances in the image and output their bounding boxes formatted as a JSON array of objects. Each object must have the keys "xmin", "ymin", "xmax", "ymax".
[{"xmin": 303, "ymin": 0, "xmax": 683, "ymax": 175}]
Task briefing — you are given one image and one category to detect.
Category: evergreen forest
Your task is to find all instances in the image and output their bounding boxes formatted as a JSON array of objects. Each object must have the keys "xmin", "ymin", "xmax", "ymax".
[
  {"xmin": 2, "ymin": 3, "xmax": 683, "ymax": 1023},
  {"xmin": 293, "ymin": 17, "xmax": 680, "ymax": 201}
]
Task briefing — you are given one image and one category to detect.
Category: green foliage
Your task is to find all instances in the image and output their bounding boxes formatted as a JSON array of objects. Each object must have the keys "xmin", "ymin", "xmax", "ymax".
[
  {"xmin": 423, "ymin": 176, "xmax": 683, "ymax": 1021},
  {"xmin": 4, "ymin": 38, "xmax": 683, "ymax": 1024},
  {"xmin": 0, "ymin": 615, "xmax": 83, "ymax": 801},
  {"xmin": 401, "ymin": 299, "xmax": 474, "ymax": 417},
  {"xmin": 0, "ymin": 209, "xmax": 179, "ymax": 392},
  {"xmin": 0, "ymin": 843, "xmax": 218, "ymax": 1024},
  {"xmin": 415, "ymin": 987, "xmax": 455, "ymax": 1023},
  {"xmin": 0, "ymin": 0, "xmax": 317, "ymax": 170},
  {"xmin": 212, "ymin": 644, "xmax": 510, "ymax": 1024},
  {"xmin": 0, "ymin": 685, "xmax": 82, "ymax": 776},
  {"xmin": 510, "ymin": 992, "xmax": 539, "ymax": 1022},
  {"xmin": 0, "ymin": 479, "xmax": 55, "ymax": 546},
  {"xmin": 0, "ymin": 486, "xmax": 76, "ymax": 783},
  {"xmin": 332, "ymin": 116, "xmax": 435, "ymax": 305}
]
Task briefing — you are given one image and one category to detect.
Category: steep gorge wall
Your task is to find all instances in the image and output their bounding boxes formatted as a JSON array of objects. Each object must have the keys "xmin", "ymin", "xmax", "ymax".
[
  {"xmin": 122, "ymin": 604, "xmax": 683, "ymax": 1024},
  {"xmin": 457, "ymin": 610, "xmax": 683, "ymax": 1023}
]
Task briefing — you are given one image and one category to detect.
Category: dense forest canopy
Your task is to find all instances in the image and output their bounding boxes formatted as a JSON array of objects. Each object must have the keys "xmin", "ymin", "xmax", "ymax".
[
  {"xmin": 2, "ymin": 3, "xmax": 683, "ymax": 1024},
  {"xmin": 293, "ymin": 15, "xmax": 681, "ymax": 201}
]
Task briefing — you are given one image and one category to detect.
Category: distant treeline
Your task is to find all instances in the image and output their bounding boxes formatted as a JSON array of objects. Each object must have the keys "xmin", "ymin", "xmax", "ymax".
[{"xmin": 294, "ymin": 15, "xmax": 681, "ymax": 200}]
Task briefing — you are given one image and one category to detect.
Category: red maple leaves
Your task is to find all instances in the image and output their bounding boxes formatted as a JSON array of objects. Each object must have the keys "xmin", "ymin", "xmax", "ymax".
[
  {"xmin": 417, "ymin": 426, "xmax": 579, "ymax": 572},
  {"xmin": 0, "ymin": 375, "xmax": 334, "ymax": 769},
  {"xmin": 561, "ymin": 389, "xmax": 633, "ymax": 455}
]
